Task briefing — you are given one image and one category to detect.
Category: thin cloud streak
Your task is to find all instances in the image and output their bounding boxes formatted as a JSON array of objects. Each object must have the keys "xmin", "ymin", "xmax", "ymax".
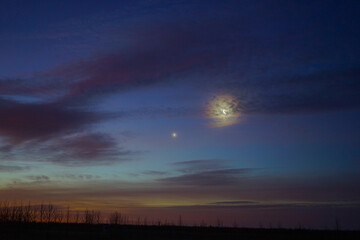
[
  {"xmin": 158, "ymin": 168, "xmax": 254, "ymax": 186},
  {"xmin": 0, "ymin": 164, "xmax": 31, "ymax": 172},
  {"xmin": 2, "ymin": 172, "xmax": 360, "ymax": 207}
]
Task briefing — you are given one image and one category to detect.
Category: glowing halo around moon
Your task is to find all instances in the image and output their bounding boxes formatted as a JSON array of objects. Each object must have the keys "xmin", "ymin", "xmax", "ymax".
[{"xmin": 206, "ymin": 94, "xmax": 241, "ymax": 127}]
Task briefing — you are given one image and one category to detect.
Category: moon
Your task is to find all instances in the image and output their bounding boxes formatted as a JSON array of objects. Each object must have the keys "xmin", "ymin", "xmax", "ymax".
[
  {"xmin": 206, "ymin": 94, "xmax": 241, "ymax": 127},
  {"xmin": 171, "ymin": 132, "xmax": 177, "ymax": 138}
]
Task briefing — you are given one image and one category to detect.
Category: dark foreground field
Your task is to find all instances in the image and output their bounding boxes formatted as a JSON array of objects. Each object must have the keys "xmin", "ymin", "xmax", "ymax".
[{"xmin": 1, "ymin": 223, "xmax": 359, "ymax": 240}]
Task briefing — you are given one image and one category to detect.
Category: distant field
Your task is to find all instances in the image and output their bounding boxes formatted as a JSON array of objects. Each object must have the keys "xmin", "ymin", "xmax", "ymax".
[{"xmin": 0, "ymin": 223, "xmax": 359, "ymax": 240}]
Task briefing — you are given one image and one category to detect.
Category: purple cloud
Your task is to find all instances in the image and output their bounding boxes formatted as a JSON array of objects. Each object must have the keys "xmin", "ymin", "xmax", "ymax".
[
  {"xmin": 0, "ymin": 98, "xmax": 99, "ymax": 144},
  {"xmin": 42, "ymin": 133, "xmax": 135, "ymax": 166}
]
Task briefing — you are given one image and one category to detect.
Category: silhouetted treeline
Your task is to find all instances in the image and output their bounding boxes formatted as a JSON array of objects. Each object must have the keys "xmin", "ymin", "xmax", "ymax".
[
  {"xmin": 0, "ymin": 201, "xmax": 185, "ymax": 226},
  {"xmin": 0, "ymin": 201, "xmax": 102, "ymax": 224},
  {"xmin": 1, "ymin": 202, "xmax": 360, "ymax": 240},
  {"xmin": 0, "ymin": 201, "xmax": 211, "ymax": 227},
  {"xmin": 1, "ymin": 201, "xmax": 359, "ymax": 232}
]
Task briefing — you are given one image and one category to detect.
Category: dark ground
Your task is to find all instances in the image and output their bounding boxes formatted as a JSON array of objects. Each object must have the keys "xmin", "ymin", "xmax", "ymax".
[{"xmin": 0, "ymin": 223, "xmax": 359, "ymax": 240}]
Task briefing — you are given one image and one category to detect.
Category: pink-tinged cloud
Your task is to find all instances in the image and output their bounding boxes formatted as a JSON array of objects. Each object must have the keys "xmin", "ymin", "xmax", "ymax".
[
  {"xmin": 2, "ymin": 18, "xmax": 359, "ymax": 115},
  {"xmin": 0, "ymin": 20, "xmax": 238, "ymax": 102},
  {"xmin": 0, "ymin": 98, "xmax": 134, "ymax": 166},
  {"xmin": 44, "ymin": 133, "xmax": 134, "ymax": 166},
  {"xmin": 0, "ymin": 99, "xmax": 98, "ymax": 144},
  {"xmin": 45, "ymin": 23, "xmax": 234, "ymax": 103}
]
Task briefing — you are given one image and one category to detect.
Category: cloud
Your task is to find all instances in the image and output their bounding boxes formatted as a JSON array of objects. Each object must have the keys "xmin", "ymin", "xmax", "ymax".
[
  {"xmin": 210, "ymin": 200, "xmax": 258, "ymax": 205},
  {"xmin": 0, "ymin": 98, "xmax": 100, "ymax": 144},
  {"xmin": 1, "ymin": 5, "xmax": 359, "ymax": 117},
  {"xmin": 16, "ymin": 20, "xmax": 360, "ymax": 117},
  {"xmin": 1, "ymin": 160, "xmax": 359, "ymax": 228},
  {"xmin": 121, "ymin": 106, "xmax": 200, "ymax": 119},
  {"xmin": 0, "ymin": 1, "xmax": 359, "ymax": 163},
  {"xmin": 3, "ymin": 173, "xmax": 360, "ymax": 208},
  {"xmin": 0, "ymin": 18, "xmax": 239, "ymax": 161},
  {"xmin": 158, "ymin": 168, "xmax": 254, "ymax": 186},
  {"xmin": 142, "ymin": 171, "xmax": 167, "ymax": 176},
  {"xmin": 173, "ymin": 159, "xmax": 225, "ymax": 166},
  {"xmin": 172, "ymin": 159, "xmax": 229, "ymax": 173},
  {"xmin": 40, "ymin": 133, "xmax": 135, "ymax": 166},
  {"xmin": 0, "ymin": 18, "xmax": 239, "ymax": 103},
  {"xmin": 26, "ymin": 175, "xmax": 50, "ymax": 182},
  {"xmin": 171, "ymin": 201, "xmax": 360, "ymax": 210},
  {"xmin": 56, "ymin": 174, "xmax": 100, "ymax": 180},
  {"xmin": 0, "ymin": 164, "xmax": 31, "ymax": 172},
  {"xmin": 0, "ymin": 98, "xmax": 133, "ymax": 166},
  {"xmin": 225, "ymin": 68, "xmax": 360, "ymax": 115},
  {"xmin": 0, "ymin": 144, "xmax": 13, "ymax": 152}
]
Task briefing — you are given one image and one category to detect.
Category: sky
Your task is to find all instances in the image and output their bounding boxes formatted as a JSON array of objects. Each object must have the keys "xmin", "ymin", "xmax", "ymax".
[{"xmin": 0, "ymin": 0, "xmax": 360, "ymax": 229}]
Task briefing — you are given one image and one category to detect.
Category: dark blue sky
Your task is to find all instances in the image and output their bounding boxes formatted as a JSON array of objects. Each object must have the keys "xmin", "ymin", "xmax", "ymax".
[{"xmin": 0, "ymin": 0, "xmax": 360, "ymax": 229}]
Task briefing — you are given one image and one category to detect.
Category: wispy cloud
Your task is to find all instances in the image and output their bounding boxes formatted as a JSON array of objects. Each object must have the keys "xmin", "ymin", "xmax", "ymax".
[
  {"xmin": 42, "ymin": 133, "xmax": 135, "ymax": 166},
  {"xmin": 158, "ymin": 168, "xmax": 254, "ymax": 186},
  {"xmin": 210, "ymin": 200, "xmax": 258, "ymax": 205},
  {"xmin": 0, "ymin": 164, "xmax": 31, "ymax": 172},
  {"xmin": 142, "ymin": 170, "xmax": 167, "ymax": 176},
  {"xmin": 26, "ymin": 175, "xmax": 50, "ymax": 182},
  {"xmin": 55, "ymin": 174, "xmax": 100, "ymax": 181},
  {"xmin": 172, "ymin": 159, "xmax": 229, "ymax": 173}
]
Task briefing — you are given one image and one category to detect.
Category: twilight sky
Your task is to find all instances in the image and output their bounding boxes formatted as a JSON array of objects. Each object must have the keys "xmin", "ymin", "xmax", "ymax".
[{"xmin": 0, "ymin": 0, "xmax": 360, "ymax": 229}]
